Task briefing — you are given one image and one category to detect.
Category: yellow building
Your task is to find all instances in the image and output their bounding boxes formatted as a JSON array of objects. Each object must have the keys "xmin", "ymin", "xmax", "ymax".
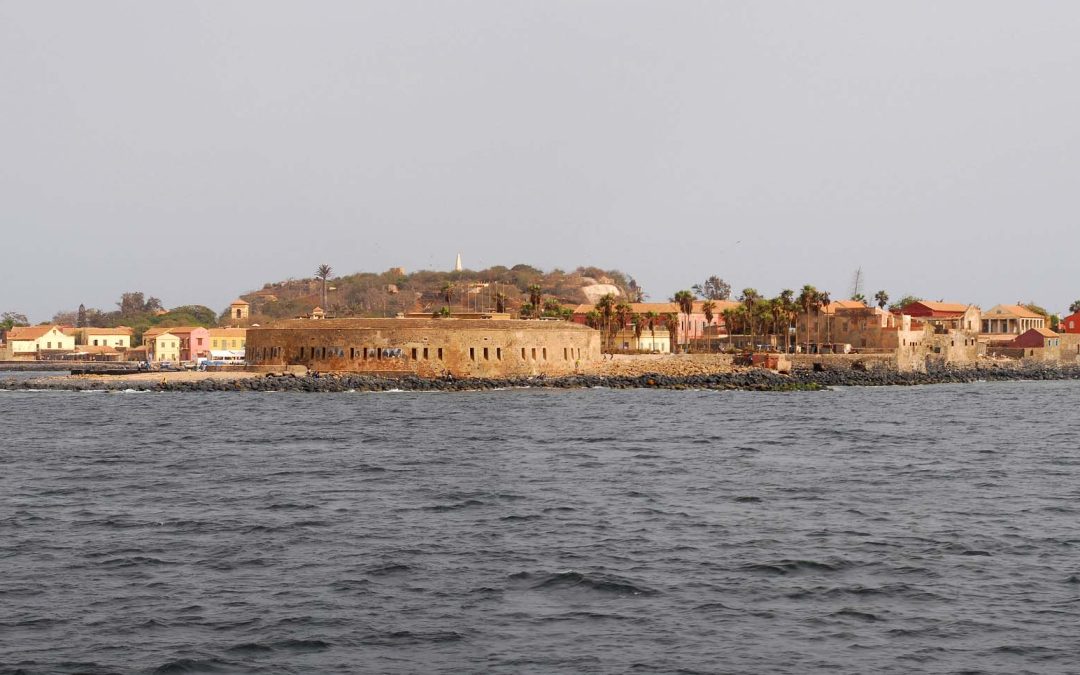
[
  {"xmin": 142, "ymin": 327, "xmax": 181, "ymax": 363},
  {"xmin": 5, "ymin": 325, "xmax": 76, "ymax": 355},
  {"xmin": 83, "ymin": 327, "xmax": 133, "ymax": 349},
  {"xmin": 208, "ymin": 327, "xmax": 247, "ymax": 352}
]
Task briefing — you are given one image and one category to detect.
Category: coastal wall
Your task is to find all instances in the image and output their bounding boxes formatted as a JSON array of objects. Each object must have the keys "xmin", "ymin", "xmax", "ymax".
[{"xmin": 246, "ymin": 318, "xmax": 601, "ymax": 378}]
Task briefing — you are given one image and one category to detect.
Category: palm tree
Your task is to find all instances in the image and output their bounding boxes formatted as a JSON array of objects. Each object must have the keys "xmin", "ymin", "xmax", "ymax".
[
  {"xmin": 440, "ymin": 281, "xmax": 455, "ymax": 306},
  {"xmin": 646, "ymin": 311, "xmax": 660, "ymax": 351},
  {"xmin": 663, "ymin": 312, "xmax": 679, "ymax": 353},
  {"xmin": 818, "ymin": 290, "xmax": 832, "ymax": 347},
  {"xmin": 722, "ymin": 308, "xmax": 738, "ymax": 350},
  {"xmin": 701, "ymin": 300, "xmax": 716, "ymax": 352},
  {"xmin": 674, "ymin": 290, "xmax": 694, "ymax": 352},
  {"xmin": 874, "ymin": 290, "xmax": 889, "ymax": 310},
  {"xmin": 796, "ymin": 285, "xmax": 818, "ymax": 352},
  {"xmin": 596, "ymin": 293, "xmax": 617, "ymax": 351},
  {"xmin": 777, "ymin": 289, "xmax": 795, "ymax": 353},
  {"xmin": 315, "ymin": 264, "xmax": 333, "ymax": 307},
  {"xmin": 527, "ymin": 284, "xmax": 543, "ymax": 317},
  {"xmin": 631, "ymin": 313, "xmax": 645, "ymax": 350},
  {"xmin": 614, "ymin": 302, "xmax": 632, "ymax": 350},
  {"xmin": 585, "ymin": 310, "xmax": 602, "ymax": 330},
  {"xmin": 739, "ymin": 288, "xmax": 761, "ymax": 339}
]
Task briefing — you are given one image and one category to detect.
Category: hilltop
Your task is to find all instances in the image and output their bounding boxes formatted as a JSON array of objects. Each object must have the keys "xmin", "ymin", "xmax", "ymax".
[{"xmin": 236, "ymin": 264, "xmax": 644, "ymax": 323}]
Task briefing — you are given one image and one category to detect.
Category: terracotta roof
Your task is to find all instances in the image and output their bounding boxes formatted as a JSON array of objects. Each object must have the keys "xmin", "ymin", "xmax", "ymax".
[
  {"xmin": 73, "ymin": 345, "xmax": 120, "ymax": 355},
  {"xmin": 142, "ymin": 327, "xmax": 179, "ymax": 339},
  {"xmin": 208, "ymin": 328, "xmax": 247, "ymax": 338},
  {"xmin": 6, "ymin": 325, "xmax": 60, "ymax": 341},
  {"xmin": 143, "ymin": 325, "xmax": 204, "ymax": 337},
  {"xmin": 1029, "ymin": 327, "xmax": 1060, "ymax": 338},
  {"xmin": 985, "ymin": 304, "xmax": 1043, "ymax": 319},
  {"xmin": 230, "ymin": 299, "xmax": 250, "ymax": 306},
  {"xmin": 908, "ymin": 301, "xmax": 973, "ymax": 314},
  {"xmin": 822, "ymin": 300, "xmax": 871, "ymax": 314},
  {"xmin": 84, "ymin": 327, "xmax": 134, "ymax": 336}
]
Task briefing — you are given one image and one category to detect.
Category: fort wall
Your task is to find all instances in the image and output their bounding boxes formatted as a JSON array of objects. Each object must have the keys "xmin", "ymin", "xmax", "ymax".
[{"xmin": 246, "ymin": 318, "xmax": 601, "ymax": 378}]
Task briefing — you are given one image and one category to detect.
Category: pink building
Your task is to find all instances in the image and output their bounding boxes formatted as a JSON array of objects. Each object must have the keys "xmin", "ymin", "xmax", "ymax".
[{"xmin": 156, "ymin": 326, "xmax": 211, "ymax": 362}]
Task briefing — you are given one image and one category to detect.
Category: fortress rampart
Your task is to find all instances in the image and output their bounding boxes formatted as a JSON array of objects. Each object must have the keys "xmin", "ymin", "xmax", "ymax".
[{"xmin": 246, "ymin": 318, "xmax": 601, "ymax": 377}]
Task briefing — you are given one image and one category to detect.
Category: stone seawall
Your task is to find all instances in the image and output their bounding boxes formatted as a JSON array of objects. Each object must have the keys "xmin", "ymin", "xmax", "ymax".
[{"xmin": 7, "ymin": 362, "xmax": 1080, "ymax": 393}]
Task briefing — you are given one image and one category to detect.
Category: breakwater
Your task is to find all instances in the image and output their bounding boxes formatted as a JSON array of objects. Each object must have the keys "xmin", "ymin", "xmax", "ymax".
[{"xmin": 5, "ymin": 362, "xmax": 1080, "ymax": 392}]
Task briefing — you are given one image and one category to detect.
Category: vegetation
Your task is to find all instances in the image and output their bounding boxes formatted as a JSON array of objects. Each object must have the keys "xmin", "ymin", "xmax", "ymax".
[
  {"xmin": 692, "ymin": 276, "xmax": 732, "ymax": 301},
  {"xmin": 874, "ymin": 290, "xmax": 889, "ymax": 309},
  {"xmin": 673, "ymin": 290, "xmax": 694, "ymax": 352},
  {"xmin": 234, "ymin": 264, "xmax": 639, "ymax": 325},
  {"xmin": 1071, "ymin": 300, "xmax": 1080, "ymax": 314},
  {"xmin": 47, "ymin": 292, "xmax": 217, "ymax": 343},
  {"xmin": 889, "ymin": 295, "xmax": 922, "ymax": 312},
  {"xmin": 1, "ymin": 312, "xmax": 29, "ymax": 330}
]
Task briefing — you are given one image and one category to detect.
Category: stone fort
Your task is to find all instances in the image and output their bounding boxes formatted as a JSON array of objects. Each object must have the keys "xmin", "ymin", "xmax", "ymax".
[{"xmin": 246, "ymin": 318, "xmax": 601, "ymax": 377}]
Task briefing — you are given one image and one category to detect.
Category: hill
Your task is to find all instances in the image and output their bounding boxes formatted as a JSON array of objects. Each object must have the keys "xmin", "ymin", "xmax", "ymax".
[{"xmin": 236, "ymin": 264, "xmax": 645, "ymax": 323}]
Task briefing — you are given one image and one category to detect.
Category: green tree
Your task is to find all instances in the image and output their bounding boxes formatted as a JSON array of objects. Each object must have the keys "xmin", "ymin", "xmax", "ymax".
[
  {"xmin": 738, "ymin": 288, "xmax": 761, "ymax": 339},
  {"xmin": 595, "ymin": 293, "xmax": 617, "ymax": 351},
  {"xmin": 818, "ymin": 290, "xmax": 832, "ymax": 345},
  {"xmin": 1, "ymin": 312, "xmax": 29, "ymax": 330},
  {"xmin": 614, "ymin": 302, "xmax": 633, "ymax": 350},
  {"xmin": 889, "ymin": 295, "xmax": 922, "ymax": 312},
  {"xmin": 1070, "ymin": 300, "xmax": 1080, "ymax": 314},
  {"xmin": 663, "ymin": 312, "xmax": 679, "ymax": 352},
  {"xmin": 674, "ymin": 290, "xmax": 694, "ymax": 352},
  {"xmin": 874, "ymin": 290, "xmax": 889, "ymax": 310},
  {"xmin": 315, "ymin": 264, "xmax": 333, "ymax": 307},
  {"xmin": 692, "ymin": 276, "xmax": 732, "ymax": 300},
  {"xmin": 796, "ymin": 285, "xmax": 819, "ymax": 351},
  {"xmin": 527, "ymin": 284, "xmax": 543, "ymax": 317}
]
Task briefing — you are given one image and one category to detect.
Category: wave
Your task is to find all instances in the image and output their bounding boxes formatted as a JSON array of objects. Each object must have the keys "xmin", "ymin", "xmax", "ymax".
[{"xmin": 510, "ymin": 570, "xmax": 657, "ymax": 596}]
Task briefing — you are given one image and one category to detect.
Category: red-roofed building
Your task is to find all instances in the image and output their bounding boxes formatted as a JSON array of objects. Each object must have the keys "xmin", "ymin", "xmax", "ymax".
[
  {"xmin": 981, "ymin": 305, "xmax": 1047, "ymax": 336},
  {"xmin": 1061, "ymin": 311, "xmax": 1080, "ymax": 334},
  {"xmin": 900, "ymin": 301, "xmax": 981, "ymax": 332}
]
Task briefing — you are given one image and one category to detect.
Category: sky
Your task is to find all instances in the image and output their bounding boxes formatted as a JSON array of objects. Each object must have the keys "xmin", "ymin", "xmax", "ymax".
[{"xmin": 2, "ymin": 1, "xmax": 1079, "ymax": 322}]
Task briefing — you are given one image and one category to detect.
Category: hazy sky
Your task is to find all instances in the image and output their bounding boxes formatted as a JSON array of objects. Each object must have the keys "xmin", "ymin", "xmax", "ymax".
[{"xmin": 3, "ymin": 1, "xmax": 1079, "ymax": 321}]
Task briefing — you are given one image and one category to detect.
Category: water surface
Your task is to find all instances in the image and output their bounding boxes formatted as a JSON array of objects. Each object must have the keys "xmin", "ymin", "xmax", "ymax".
[{"xmin": 1, "ymin": 382, "xmax": 1077, "ymax": 673}]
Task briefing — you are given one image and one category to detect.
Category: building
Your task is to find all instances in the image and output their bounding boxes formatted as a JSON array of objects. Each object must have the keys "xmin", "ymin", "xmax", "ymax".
[
  {"xmin": 208, "ymin": 327, "xmax": 247, "ymax": 355},
  {"xmin": 82, "ymin": 327, "xmax": 133, "ymax": 349},
  {"xmin": 141, "ymin": 328, "xmax": 182, "ymax": 363},
  {"xmin": 228, "ymin": 299, "xmax": 250, "ymax": 323},
  {"xmin": 142, "ymin": 326, "xmax": 210, "ymax": 361},
  {"xmin": 1009, "ymin": 327, "xmax": 1061, "ymax": 350},
  {"xmin": 246, "ymin": 317, "xmax": 601, "ymax": 377},
  {"xmin": 4, "ymin": 325, "xmax": 76, "ymax": 358},
  {"xmin": 900, "ymin": 301, "xmax": 981, "ymax": 332},
  {"xmin": 611, "ymin": 326, "xmax": 672, "ymax": 352},
  {"xmin": 1062, "ymin": 311, "xmax": 1080, "ymax": 334},
  {"xmin": 981, "ymin": 304, "xmax": 1046, "ymax": 336}
]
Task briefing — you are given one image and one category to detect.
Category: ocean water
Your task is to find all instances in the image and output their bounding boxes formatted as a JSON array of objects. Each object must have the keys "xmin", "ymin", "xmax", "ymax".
[{"xmin": 1, "ymin": 382, "xmax": 1078, "ymax": 674}]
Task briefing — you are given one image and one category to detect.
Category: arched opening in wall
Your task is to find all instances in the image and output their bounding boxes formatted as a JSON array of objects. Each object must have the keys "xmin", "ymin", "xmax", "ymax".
[
  {"xmin": 521, "ymin": 348, "xmax": 526, "ymax": 359},
  {"xmin": 531, "ymin": 348, "xmax": 537, "ymax": 360},
  {"xmin": 496, "ymin": 347, "xmax": 502, "ymax": 360},
  {"xmin": 483, "ymin": 347, "xmax": 489, "ymax": 360},
  {"xmin": 470, "ymin": 347, "xmax": 476, "ymax": 361}
]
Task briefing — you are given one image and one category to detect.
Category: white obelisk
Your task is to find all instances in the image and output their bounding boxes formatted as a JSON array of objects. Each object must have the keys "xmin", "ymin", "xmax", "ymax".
[{"xmin": 454, "ymin": 253, "xmax": 462, "ymax": 272}]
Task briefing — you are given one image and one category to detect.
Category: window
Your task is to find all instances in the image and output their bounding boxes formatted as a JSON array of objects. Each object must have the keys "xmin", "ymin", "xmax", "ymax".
[
  {"xmin": 437, "ymin": 348, "xmax": 443, "ymax": 359},
  {"xmin": 496, "ymin": 348, "xmax": 502, "ymax": 360},
  {"xmin": 542, "ymin": 348, "xmax": 547, "ymax": 360},
  {"xmin": 564, "ymin": 348, "xmax": 568, "ymax": 360},
  {"xmin": 411, "ymin": 348, "xmax": 418, "ymax": 360},
  {"xmin": 531, "ymin": 348, "xmax": 537, "ymax": 360},
  {"xmin": 350, "ymin": 347, "xmax": 355, "ymax": 359},
  {"xmin": 46, "ymin": 342, "xmax": 51, "ymax": 349},
  {"xmin": 483, "ymin": 347, "xmax": 489, "ymax": 360},
  {"xmin": 423, "ymin": 347, "xmax": 429, "ymax": 359},
  {"xmin": 469, "ymin": 347, "xmax": 476, "ymax": 361},
  {"xmin": 521, "ymin": 347, "xmax": 527, "ymax": 359}
]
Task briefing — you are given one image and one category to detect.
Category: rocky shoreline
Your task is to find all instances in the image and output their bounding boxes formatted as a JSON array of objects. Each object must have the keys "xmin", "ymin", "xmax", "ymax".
[{"xmin": 4, "ymin": 362, "xmax": 1080, "ymax": 393}]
